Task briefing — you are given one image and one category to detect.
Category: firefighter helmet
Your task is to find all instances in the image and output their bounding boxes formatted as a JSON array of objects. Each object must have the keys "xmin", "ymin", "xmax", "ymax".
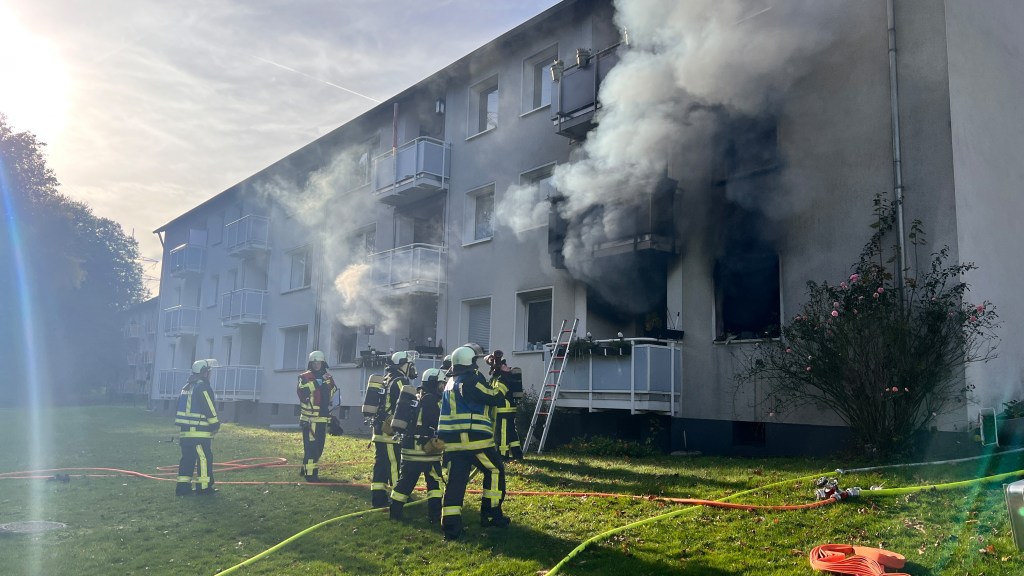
[
  {"xmin": 463, "ymin": 342, "xmax": 485, "ymax": 359},
  {"xmin": 309, "ymin": 350, "xmax": 326, "ymax": 363},
  {"xmin": 421, "ymin": 368, "xmax": 443, "ymax": 383},
  {"xmin": 451, "ymin": 346, "xmax": 478, "ymax": 367},
  {"xmin": 191, "ymin": 359, "xmax": 218, "ymax": 374}
]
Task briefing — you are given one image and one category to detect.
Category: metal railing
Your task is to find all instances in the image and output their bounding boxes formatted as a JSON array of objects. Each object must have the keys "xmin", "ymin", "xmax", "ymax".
[
  {"xmin": 157, "ymin": 369, "xmax": 190, "ymax": 398},
  {"xmin": 220, "ymin": 288, "xmax": 268, "ymax": 326},
  {"xmin": 163, "ymin": 305, "xmax": 200, "ymax": 337},
  {"xmin": 224, "ymin": 215, "xmax": 270, "ymax": 255},
  {"xmin": 370, "ymin": 243, "xmax": 446, "ymax": 293},
  {"xmin": 168, "ymin": 243, "xmax": 205, "ymax": 276},
  {"xmin": 373, "ymin": 137, "xmax": 450, "ymax": 193},
  {"xmin": 211, "ymin": 366, "xmax": 262, "ymax": 401}
]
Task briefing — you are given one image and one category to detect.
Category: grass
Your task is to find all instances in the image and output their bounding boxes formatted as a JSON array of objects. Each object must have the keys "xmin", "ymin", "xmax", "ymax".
[{"xmin": 1, "ymin": 406, "xmax": 1024, "ymax": 575}]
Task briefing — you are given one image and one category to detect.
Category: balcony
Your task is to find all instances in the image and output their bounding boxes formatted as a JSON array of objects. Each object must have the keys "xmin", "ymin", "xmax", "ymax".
[
  {"xmin": 168, "ymin": 243, "xmax": 205, "ymax": 277},
  {"xmin": 157, "ymin": 369, "xmax": 190, "ymax": 399},
  {"xmin": 551, "ymin": 342, "xmax": 682, "ymax": 415},
  {"xmin": 127, "ymin": 352, "xmax": 139, "ymax": 366},
  {"xmin": 225, "ymin": 215, "xmax": 270, "ymax": 257},
  {"xmin": 552, "ymin": 45, "xmax": 621, "ymax": 141},
  {"xmin": 163, "ymin": 305, "xmax": 200, "ymax": 337},
  {"xmin": 125, "ymin": 324, "xmax": 142, "ymax": 339},
  {"xmin": 370, "ymin": 243, "xmax": 446, "ymax": 295},
  {"xmin": 211, "ymin": 365, "xmax": 262, "ymax": 401},
  {"xmin": 220, "ymin": 288, "xmax": 268, "ymax": 327},
  {"xmin": 549, "ymin": 176, "xmax": 677, "ymax": 269},
  {"xmin": 372, "ymin": 137, "xmax": 450, "ymax": 206}
]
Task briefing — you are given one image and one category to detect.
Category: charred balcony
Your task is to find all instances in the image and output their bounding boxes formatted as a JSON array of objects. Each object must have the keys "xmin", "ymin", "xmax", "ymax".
[
  {"xmin": 549, "ymin": 176, "xmax": 677, "ymax": 269},
  {"xmin": 372, "ymin": 137, "xmax": 451, "ymax": 206},
  {"xmin": 225, "ymin": 215, "xmax": 270, "ymax": 257},
  {"xmin": 551, "ymin": 44, "xmax": 621, "ymax": 141}
]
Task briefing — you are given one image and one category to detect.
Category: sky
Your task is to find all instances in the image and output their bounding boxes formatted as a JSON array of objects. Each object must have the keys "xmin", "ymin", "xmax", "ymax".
[{"xmin": 0, "ymin": 0, "xmax": 560, "ymax": 294}]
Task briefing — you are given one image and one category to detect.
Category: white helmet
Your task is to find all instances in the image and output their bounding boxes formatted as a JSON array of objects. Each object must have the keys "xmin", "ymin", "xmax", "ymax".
[
  {"xmin": 308, "ymin": 350, "xmax": 326, "ymax": 363},
  {"xmin": 420, "ymin": 368, "xmax": 443, "ymax": 383},
  {"xmin": 451, "ymin": 346, "xmax": 478, "ymax": 367},
  {"xmin": 191, "ymin": 359, "xmax": 218, "ymax": 374},
  {"xmin": 463, "ymin": 342, "xmax": 485, "ymax": 359}
]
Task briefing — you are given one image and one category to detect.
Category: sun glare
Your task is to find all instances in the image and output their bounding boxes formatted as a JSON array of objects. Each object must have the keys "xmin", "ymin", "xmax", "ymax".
[{"xmin": 0, "ymin": 7, "xmax": 71, "ymax": 143}]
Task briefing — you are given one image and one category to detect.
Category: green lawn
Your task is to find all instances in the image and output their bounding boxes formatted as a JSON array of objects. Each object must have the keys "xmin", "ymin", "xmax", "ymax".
[{"xmin": 1, "ymin": 406, "xmax": 1023, "ymax": 575}]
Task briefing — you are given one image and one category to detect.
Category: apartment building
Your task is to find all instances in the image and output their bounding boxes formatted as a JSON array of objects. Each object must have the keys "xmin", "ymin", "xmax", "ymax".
[
  {"xmin": 118, "ymin": 297, "xmax": 158, "ymax": 400},
  {"xmin": 149, "ymin": 0, "xmax": 1024, "ymax": 455}
]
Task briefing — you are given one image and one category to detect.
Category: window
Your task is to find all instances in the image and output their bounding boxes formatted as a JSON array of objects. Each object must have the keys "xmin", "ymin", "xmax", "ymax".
[
  {"xmin": 517, "ymin": 164, "xmax": 556, "ymax": 229},
  {"xmin": 517, "ymin": 288, "xmax": 553, "ymax": 351},
  {"xmin": 281, "ymin": 326, "xmax": 308, "ymax": 370},
  {"xmin": 208, "ymin": 213, "xmax": 223, "ymax": 245},
  {"xmin": 287, "ymin": 247, "xmax": 312, "ymax": 291},
  {"xmin": 464, "ymin": 299, "xmax": 491, "ymax": 353},
  {"xmin": 353, "ymin": 226, "xmax": 376, "ymax": 261},
  {"xmin": 469, "ymin": 75, "xmax": 499, "ymax": 135},
  {"xmin": 523, "ymin": 45, "xmax": 557, "ymax": 113},
  {"xmin": 714, "ymin": 250, "xmax": 781, "ymax": 341},
  {"xmin": 466, "ymin": 185, "xmax": 494, "ymax": 243},
  {"xmin": 206, "ymin": 275, "xmax": 219, "ymax": 308},
  {"xmin": 205, "ymin": 338, "xmax": 214, "ymax": 359},
  {"xmin": 332, "ymin": 321, "xmax": 358, "ymax": 365},
  {"xmin": 221, "ymin": 336, "xmax": 233, "ymax": 365},
  {"xmin": 350, "ymin": 136, "xmax": 379, "ymax": 189}
]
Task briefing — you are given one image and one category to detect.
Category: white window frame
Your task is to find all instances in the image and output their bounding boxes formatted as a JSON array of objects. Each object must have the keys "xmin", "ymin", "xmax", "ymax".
[
  {"xmin": 516, "ymin": 163, "xmax": 556, "ymax": 231},
  {"xmin": 284, "ymin": 246, "xmax": 312, "ymax": 292},
  {"xmin": 522, "ymin": 44, "xmax": 558, "ymax": 114},
  {"xmin": 467, "ymin": 75, "xmax": 499, "ymax": 138},
  {"xmin": 280, "ymin": 325, "xmax": 309, "ymax": 371},
  {"xmin": 464, "ymin": 184, "xmax": 495, "ymax": 244},
  {"xmin": 353, "ymin": 225, "xmax": 376, "ymax": 263},
  {"xmin": 515, "ymin": 287, "xmax": 553, "ymax": 352},
  {"xmin": 461, "ymin": 297, "xmax": 491, "ymax": 353},
  {"xmin": 206, "ymin": 274, "xmax": 219, "ymax": 308}
]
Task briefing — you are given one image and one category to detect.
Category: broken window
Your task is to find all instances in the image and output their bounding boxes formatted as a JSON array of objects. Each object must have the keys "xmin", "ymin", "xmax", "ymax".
[{"xmin": 714, "ymin": 250, "xmax": 780, "ymax": 341}]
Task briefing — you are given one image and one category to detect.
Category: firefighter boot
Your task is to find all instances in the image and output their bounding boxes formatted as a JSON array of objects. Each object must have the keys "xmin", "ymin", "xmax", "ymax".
[
  {"xmin": 480, "ymin": 503, "xmax": 511, "ymax": 528},
  {"xmin": 175, "ymin": 482, "xmax": 193, "ymax": 496},
  {"xmin": 442, "ymin": 515, "xmax": 464, "ymax": 541},
  {"xmin": 371, "ymin": 490, "xmax": 390, "ymax": 508},
  {"xmin": 427, "ymin": 499, "xmax": 442, "ymax": 525},
  {"xmin": 305, "ymin": 469, "xmax": 319, "ymax": 483},
  {"xmin": 389, "ymin": 500, "xmax": 404, "ymax": 521}
]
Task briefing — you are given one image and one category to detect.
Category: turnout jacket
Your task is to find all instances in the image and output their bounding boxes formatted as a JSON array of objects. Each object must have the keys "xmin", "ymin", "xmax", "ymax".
[
  {"xmin": 371, "ymin": 368, "xmax": 405, "ymax": 444},
  {"xmin": 297, "ymin": 369, "xmax": 337, "ymax": 424},
  {"xmin": 175, "ymin": 375, "xmax": 220, "ymax": 438},
  {"xmin": 438, "ymin": 366, "xmax": 507, "ymax": 452}
]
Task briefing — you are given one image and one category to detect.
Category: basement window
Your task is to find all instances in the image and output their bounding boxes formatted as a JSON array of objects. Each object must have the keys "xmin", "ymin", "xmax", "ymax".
[{"xmin": 714, "ymin": 251, "xmax": 781, "ymax": 341}]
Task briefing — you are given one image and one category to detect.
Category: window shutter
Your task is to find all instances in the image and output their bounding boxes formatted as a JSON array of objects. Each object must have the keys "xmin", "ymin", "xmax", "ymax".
[{"xmin": 468, "ymin": 302, "xmax": 490, "ymax": 352}]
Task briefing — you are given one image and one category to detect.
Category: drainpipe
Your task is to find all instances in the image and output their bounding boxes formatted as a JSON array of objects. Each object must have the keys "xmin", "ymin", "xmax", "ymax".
[{"xmin": 887, "ymin": 0, "xmax": 908, "ymax": 286}]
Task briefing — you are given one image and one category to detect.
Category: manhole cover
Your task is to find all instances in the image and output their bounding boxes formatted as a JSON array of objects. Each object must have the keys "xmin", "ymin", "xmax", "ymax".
[{"xmin": 0, "ymin": 521, "xmax": 67, "ymax": 534}]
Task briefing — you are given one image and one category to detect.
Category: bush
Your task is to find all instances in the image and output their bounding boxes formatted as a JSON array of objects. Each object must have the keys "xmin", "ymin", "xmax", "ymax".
[{"xmin": 737, "ymin": 194, "xmax": 999, "ymax": 457}]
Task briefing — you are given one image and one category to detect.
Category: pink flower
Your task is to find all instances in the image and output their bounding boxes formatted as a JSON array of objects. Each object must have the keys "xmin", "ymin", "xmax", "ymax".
[
  {"xmin": 785, "ymin": 347, "xmax": 792, "ymax": 353},
  {"xmin": 831, "ymin": 310, "xmax": 839, "ymax": 317},
  {"xmin": 876, "ymin": 287, "xmax": 884, "ymax": 294},
  {"xmin": 833, "ymin": 301, "xmax": 840, "ymax": 309},
  {"xmin": 840, "ymin": 282, "xmax": 848, "ymax": 289},
  {"xmin": 891, "ymin": 386, "xmax": 899, "ymax": 392},
  {"xmin": 850, "ymin": 274, "xmax": 859, "ymax": 282},
  {"xmin": 805, "ymin": 366, "xmax": 812, "ymax": 372},
  {"xmin": 969, "ymin": 315, "xmax": 977, "ymax": 322},
  {"xmin": 976, "ymin": 304, "xmax": 985, "ymax": 313},
  {"xmin": 873, "ymin": 292, "xmax": 880, "ymax": 299}
]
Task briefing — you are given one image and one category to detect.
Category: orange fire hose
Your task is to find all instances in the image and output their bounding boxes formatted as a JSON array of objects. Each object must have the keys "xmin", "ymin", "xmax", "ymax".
[{"xmin": 808, "ymin": 544, "xmax": 908, "ymax": 575}]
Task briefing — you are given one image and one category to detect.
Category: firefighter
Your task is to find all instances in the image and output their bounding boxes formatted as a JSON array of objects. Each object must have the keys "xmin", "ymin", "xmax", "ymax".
[
  {"xmin": 296, "ymin": 350, "xmax": 339, "ymax": 482},
  {"xmin": 438, "ymin": 344, "xmax": 510, "ymax": 540},
  {"xmin": 389, "ymin": 367, "xmax": 446, "ymax": 523},
  {"xmin": 370, "ymin": 350, "xmax": 416, "ymax": 507},
  {"xmin": 175, "ymin": 359, "xmax": 220, "ymax": 496},
  {"xmin": 487, "ymin": 350, "xmax": 524, "ymax": 460}
]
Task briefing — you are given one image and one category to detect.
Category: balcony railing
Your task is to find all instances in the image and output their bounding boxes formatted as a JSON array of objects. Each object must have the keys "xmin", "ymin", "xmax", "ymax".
[
  {"xmin": 157, "ymin": 369, "xmax": 190, "ymax": 399},
  {"xmin": 370, "ymin": 243, "xmax": 446, "ymax": 294},
  {"xmin": 168, "ymin": 243, "xmax": 205, "ymax": 277},
  {"xmin": 550, "ymin": 341, "xmax": 681, "ymax": 416},
  {"xmin": 211, "ymin": 365, "xmax": 262, "ymax": 401},
  {"xmin": 552, "ymin": 44, "xmax": 621, "ymax": 141},
  {"xmin": 127, "ymin": 352, "xmax": 139, "ymax": 366},
  {"xmin": 224, "ymin": 215, "xmax": 270, "ymax": 257},
  {"xmin": 220, "ymin": 288, "xmax": 268, "ymax": 326},
  {"xmin": 372, "ymin": 137, "xmax": 450, "ymax": 206},
  {"xmin": 163, "ymin": 305, "xmax": 200, "ymax": 337},
  {"xmin": 125, "ymin": 324, "xmax": 142, "ymax": 339}
]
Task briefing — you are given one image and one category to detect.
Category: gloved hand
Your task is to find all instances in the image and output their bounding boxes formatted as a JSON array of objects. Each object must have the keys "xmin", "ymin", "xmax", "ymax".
[
  {"xmin": 422, "ymin": 437, "xmax": 446, "ymax": 455},
  {"xmin": 381, "ymin": 417, "xmax": 395, "ymax": 436},
  {"xmin": 210, "ymin": 422, "xmax": 221, "ymax": 434},
  {"xmin": 300, "ymin": 420, "xmax": 311, "ymax": 432}
]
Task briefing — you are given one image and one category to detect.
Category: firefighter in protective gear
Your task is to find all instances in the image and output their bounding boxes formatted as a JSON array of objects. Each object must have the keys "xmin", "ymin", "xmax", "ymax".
[
  {"xmin": 486, "ymin": 351, "xmax": 524, "ymax": 460},
  {"xmin": 370, "ymin": 350, "xmax": 416, "ymax": 507},
  {"xmin": 438, "ymin": 345, "xmax": 510, "ymax": 540},
  {"xmin": 296, "ymin": 350, "xmax": 338, "ymax": 482},
  {"xmin": 390, "ymin": 367, "xmax": 446, "ymax": 523},
  {"xmin": 175, "ymin": 359, "xmax": 220, "ymax": 496}
]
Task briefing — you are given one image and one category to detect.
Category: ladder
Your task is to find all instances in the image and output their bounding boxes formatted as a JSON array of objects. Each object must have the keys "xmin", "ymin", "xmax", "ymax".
[{"xmin": 524, "ymin": 318, "xmax": 579, "ymax": 454}]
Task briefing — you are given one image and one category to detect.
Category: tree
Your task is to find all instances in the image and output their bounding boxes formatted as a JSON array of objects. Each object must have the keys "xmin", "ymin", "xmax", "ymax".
[
  {"xmin": 1, "ymin": 113, "xmax": 148, "ymax": 404},
  {"xmin": 735, "ymin": 194, "xmax": 999, "ymax": 456}
]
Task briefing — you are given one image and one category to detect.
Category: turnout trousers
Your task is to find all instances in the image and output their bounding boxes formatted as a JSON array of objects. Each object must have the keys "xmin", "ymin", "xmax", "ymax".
[
  {"xmin": 177, "ymin": 437, "xmax": 214, "ymax": 495},
  {"xmin": 441, "ymin": 446, "xmax": 506, "ymax": 526},
  {"xmin": 300, "ymin": 421, "xmax": 327, "ymax": 479},
  {"xmin": 371, "ymin": 441, "xmax": 401, "ymax": 507},
  {"xmin": 390, "ymin": 459, "xmax": 444, "ymax": 522}
]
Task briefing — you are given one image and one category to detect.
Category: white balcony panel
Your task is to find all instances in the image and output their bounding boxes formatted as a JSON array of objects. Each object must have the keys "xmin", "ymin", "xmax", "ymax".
[
  {"xmin": 370, "ymin": 244, "xmax": 446, "ymax": 295},
  {"xmin": 372, "ymin": 137, "xmax": 450, "ymax": 206},
  {"xmin": 168, "ymin": 243, "xmax": 205, "ymax": 277},
  {"xmin": 163, "ymin": 305, "xmax": 201, "ymax": 337},
  {"xmin": 220, "ymin": 289, "xmax": 268, "ymax": 326},
  {"xmin": 225, "ymin": 215, "xmax": 270, "ymax": 256},
  {"xmin": 553, "ymin": 343, "xmax": 681, "ymax": 416},
  {"xmin": 212, "ymin": 365, "xmax": 262, "ymax": 401}
]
